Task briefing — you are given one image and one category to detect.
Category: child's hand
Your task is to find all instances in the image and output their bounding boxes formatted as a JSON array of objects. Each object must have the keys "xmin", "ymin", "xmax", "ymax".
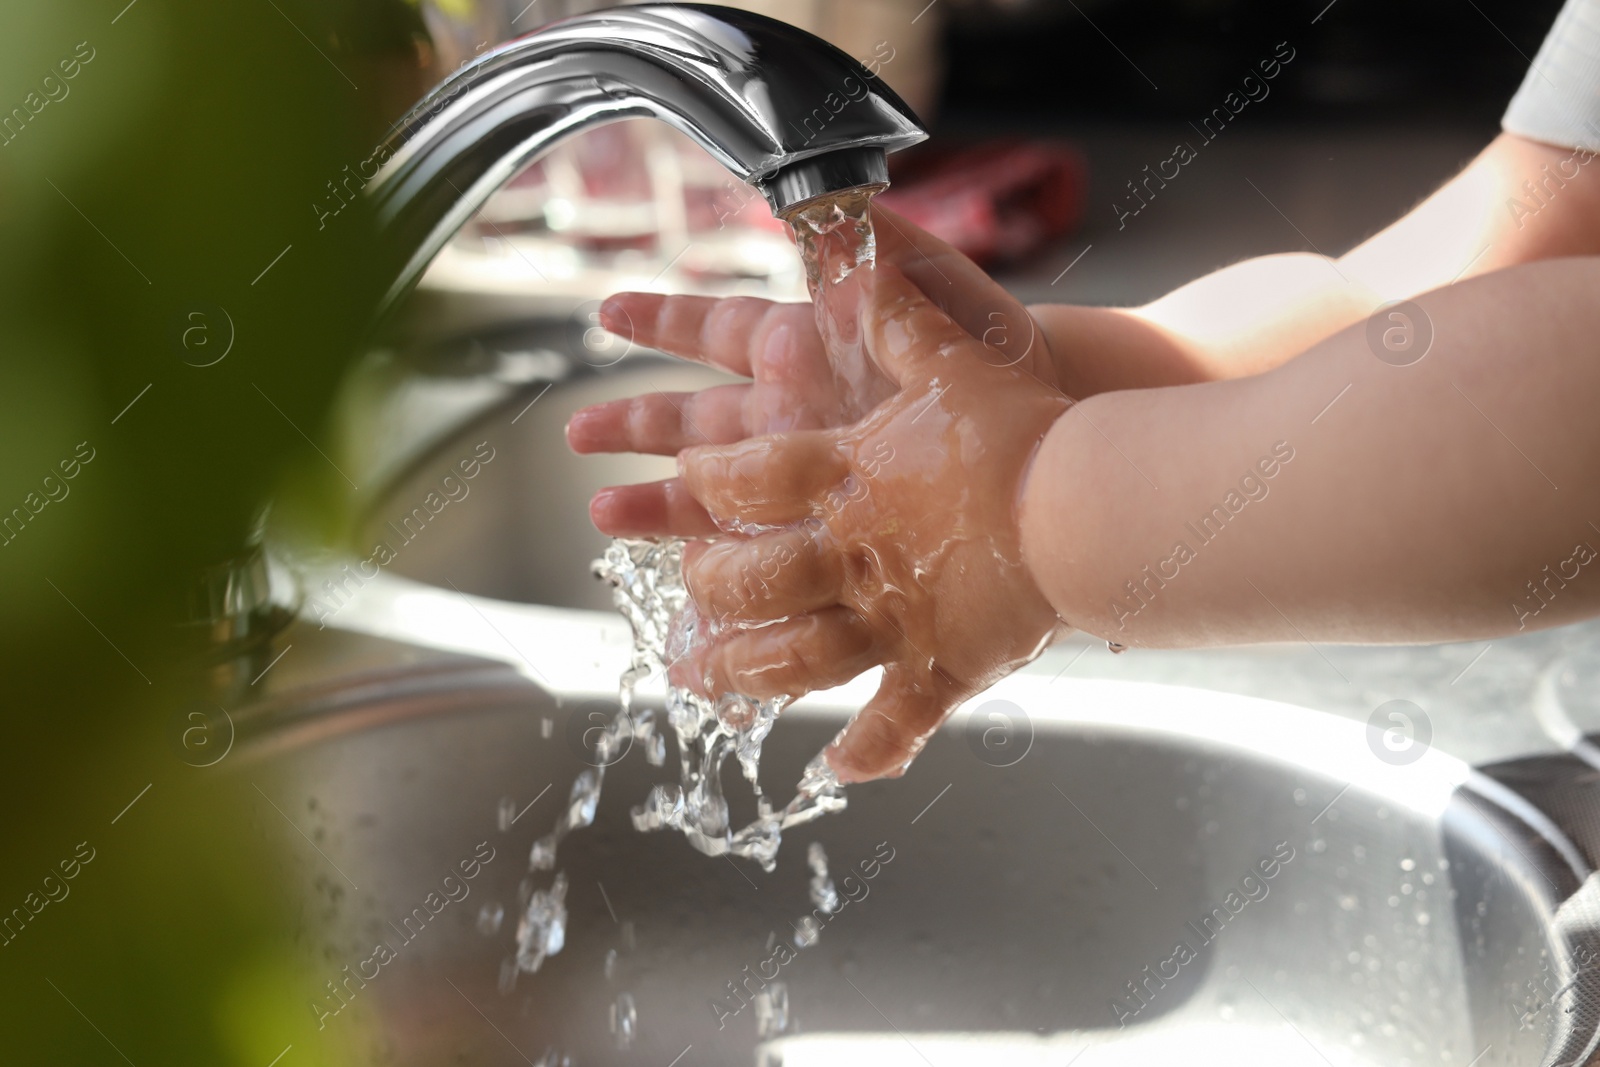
[
  {"xmin": 567, "ymin": 206, "xmax": 1059, "ymax": 538},
  {"xmin": 667, "ymin": 266, "xmax": 1072, "ymax": 783}
]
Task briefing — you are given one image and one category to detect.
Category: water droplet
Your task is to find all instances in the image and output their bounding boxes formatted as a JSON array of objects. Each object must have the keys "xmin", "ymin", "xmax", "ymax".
[
  {"xmin": 807, "ymin": 842, "xmax": 839, "ymax": 915},
  {"xmin": 477, "ymin": 901, "xmax": 505, "ymax": 935},
  {"xmin": 529, "ymin": 836, "xmax": 558, "ymax": 871},
  {"xmin": 566, "ymin": 770, "xmax": 600, "ymax": 830},
  {"xmin": 792, "ymin": 915, "xmax": 821, "ymax": 949},
  {"xmin": 609, "ymin": 992, "xmax": 637, "ymax": 1050},
  {"xmin": 497, "ymin": 797, "xmax": 518, "ymax": 832},
  {"xmin": 514, "ymin": 873, "xmax": 569, "ymax": 974},
  {"xmin": 755, "ymin": 981, "xmax": 790, "ymax": 1039},
  {"xmin": 497, "ymin": 954, "xmax": 518, "ymax": 995}
]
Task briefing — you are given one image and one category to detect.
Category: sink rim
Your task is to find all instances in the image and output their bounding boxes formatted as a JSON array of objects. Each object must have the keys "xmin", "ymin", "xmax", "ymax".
[
  {"xmin": 255, "ymin": 565, "xmax": 1592, "ymax": 871},
  {"xmin": 243, "ymin": 581, "xmax": 1593, "ymax": 887}
]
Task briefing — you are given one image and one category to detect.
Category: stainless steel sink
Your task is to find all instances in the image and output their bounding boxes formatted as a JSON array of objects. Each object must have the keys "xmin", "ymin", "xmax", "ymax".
[
  {"xmin": 235, "ymin": 630, "xmax": 1595, "ymax": 1066},
  {"xmin": 349, "ymin": 354, "xmax": 731, "ymax": 614}
]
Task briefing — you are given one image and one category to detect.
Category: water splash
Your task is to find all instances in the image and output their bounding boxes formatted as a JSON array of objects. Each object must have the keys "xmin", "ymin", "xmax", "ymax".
[
  {"xmin": 807, "ymin": 841, "xmax": 839, "ymax": 916},
  {"xmin": 506, "ymin": 188, "xmax": 881, "ymax": 995},
  {"xmin": 609, "ymin": 991, "xmax": 638, "ymax": 1050},
  {"xmin": 599, "ymin": 538, "xmax": 847, "ymax": 872},
  {"xmin": 514, "ymin": 871, "xmax": 568, "ymax": 975},
  {"xmin": 791, "ymin": 915, "xmax": 821, "ymax": 949},
  {"xmin": 530, "ymin": 770, "xmax": 601, "ymax": 870},
  {"xmin": 592, "ymin": 193, "xmax": 882, "ymax": 871},
  {"xmin": 754, "ymin": 981, "xmax": 791, "ymax": 1040}
]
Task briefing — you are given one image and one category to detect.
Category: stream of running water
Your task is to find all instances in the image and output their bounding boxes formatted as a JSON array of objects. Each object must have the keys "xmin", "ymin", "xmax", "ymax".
[{"xmin": 510, "ymin": 189, "xmax": 882, "ymax": 1012}]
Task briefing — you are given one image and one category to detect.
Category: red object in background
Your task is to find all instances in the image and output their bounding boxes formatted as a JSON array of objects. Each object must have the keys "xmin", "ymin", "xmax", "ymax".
[{"xmin": 878, "ymin": 140, "xmax": 1087, "ymax": 268}]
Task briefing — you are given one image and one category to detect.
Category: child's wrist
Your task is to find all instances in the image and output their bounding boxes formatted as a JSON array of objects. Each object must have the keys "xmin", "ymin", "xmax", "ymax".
[{"xmin": 1015, "ymin": 398, "xmax": 1085, "ymax": 633}]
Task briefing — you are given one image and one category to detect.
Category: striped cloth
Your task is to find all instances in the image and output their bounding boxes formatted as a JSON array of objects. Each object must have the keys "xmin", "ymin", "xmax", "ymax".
[{"xmin": 1504, "ymin": 0, "xmax": 1600, "ymax": 151}]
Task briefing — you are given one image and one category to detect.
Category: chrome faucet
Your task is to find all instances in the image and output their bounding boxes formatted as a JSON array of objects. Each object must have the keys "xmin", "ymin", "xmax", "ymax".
[
  {"xmin": 192, "ymin": 5, "xmax": 926, "ymax": 673},
  {"xmin": 366, "ymin": 2, "xmax": 928, "ymax": 314}
]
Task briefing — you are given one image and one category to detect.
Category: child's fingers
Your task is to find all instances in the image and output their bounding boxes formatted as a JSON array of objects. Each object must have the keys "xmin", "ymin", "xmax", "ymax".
[
  {"xmin": 670, "ymin": 606, "xmax": 880, "ymax": 700},
  {"xmin": 825, "ymin": 666, "xmax": 949, "ymax": 783},
  {"xmin": 679, "ymin": 432, "xmax": 847, "ymax": 527},
  {"xmin": 600, "ymin": 292, "xmax": 814, "ymax": 379},
  {"xmin": 873, "ymin": 206, "xmax": 1041, "ymax": 368},
  {"xmin": 871, "ymin": 205, "xmax": 974, "ymax": 301},
  {"xmin": 566, "ymin": 384, "xmax": 752, "ymax": 456},
  {"xmin": 589, "ymin": 479, "xmax": 720, "ymax": 538},
  {"xmin": 682, "ymin": 528, "xmax": 842, "ymax": 624},
  {"xmin": 864, "ymin": 265, "xmax": 977, "ymax": 387}
]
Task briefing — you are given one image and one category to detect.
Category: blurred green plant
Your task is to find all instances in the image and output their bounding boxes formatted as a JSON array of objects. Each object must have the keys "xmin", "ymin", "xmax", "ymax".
[{"xmin": 0, "ymin": 0, "xmax": 433, "ymax": 1061}]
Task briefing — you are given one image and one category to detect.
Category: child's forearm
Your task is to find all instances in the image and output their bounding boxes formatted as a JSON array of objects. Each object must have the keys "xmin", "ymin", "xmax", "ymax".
[
  {"xmin": 1029, "ymin": 255, "xmax": 1384, "ymax": 398},
  {"xmin": 1028, "ymin": 133, "xmax": 1600, "ymax": 400},
  {"xmin": 1019, "ymin": 255, "xmax": 1600, "ymax": 648}
]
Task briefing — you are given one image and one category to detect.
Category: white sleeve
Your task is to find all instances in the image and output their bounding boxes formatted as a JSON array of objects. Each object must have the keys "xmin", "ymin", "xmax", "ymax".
[{"xmin": 1502, "ymin": 0, "xmax": 1600, "ymax": 151}]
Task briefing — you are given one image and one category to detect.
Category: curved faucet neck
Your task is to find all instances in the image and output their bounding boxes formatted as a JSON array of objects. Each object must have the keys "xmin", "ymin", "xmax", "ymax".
[{"xmin": 365, "ymin": 3, "xmax": 925, "ymax": 316}]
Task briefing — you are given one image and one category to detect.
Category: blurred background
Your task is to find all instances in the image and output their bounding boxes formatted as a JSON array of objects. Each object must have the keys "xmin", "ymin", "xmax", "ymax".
[{"xmin": 0, "ymin": 0, "xmax": 1570, "ymax": 1063}]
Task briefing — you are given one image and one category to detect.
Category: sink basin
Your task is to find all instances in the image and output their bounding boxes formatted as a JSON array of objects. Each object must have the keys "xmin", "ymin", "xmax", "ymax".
[
  {"xmin": 236, "ymin": 641, "xmax": 1592, "ymax": 1066},
  {"xmin": 350, "ymin": 354, "xmax": 731, "ymax": 613}
]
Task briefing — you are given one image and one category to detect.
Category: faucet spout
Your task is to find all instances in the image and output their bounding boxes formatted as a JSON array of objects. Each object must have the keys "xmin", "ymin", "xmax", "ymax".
[{"xmin": 368, "ymin": 3, "xmax": 927, "ymax": 315}]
